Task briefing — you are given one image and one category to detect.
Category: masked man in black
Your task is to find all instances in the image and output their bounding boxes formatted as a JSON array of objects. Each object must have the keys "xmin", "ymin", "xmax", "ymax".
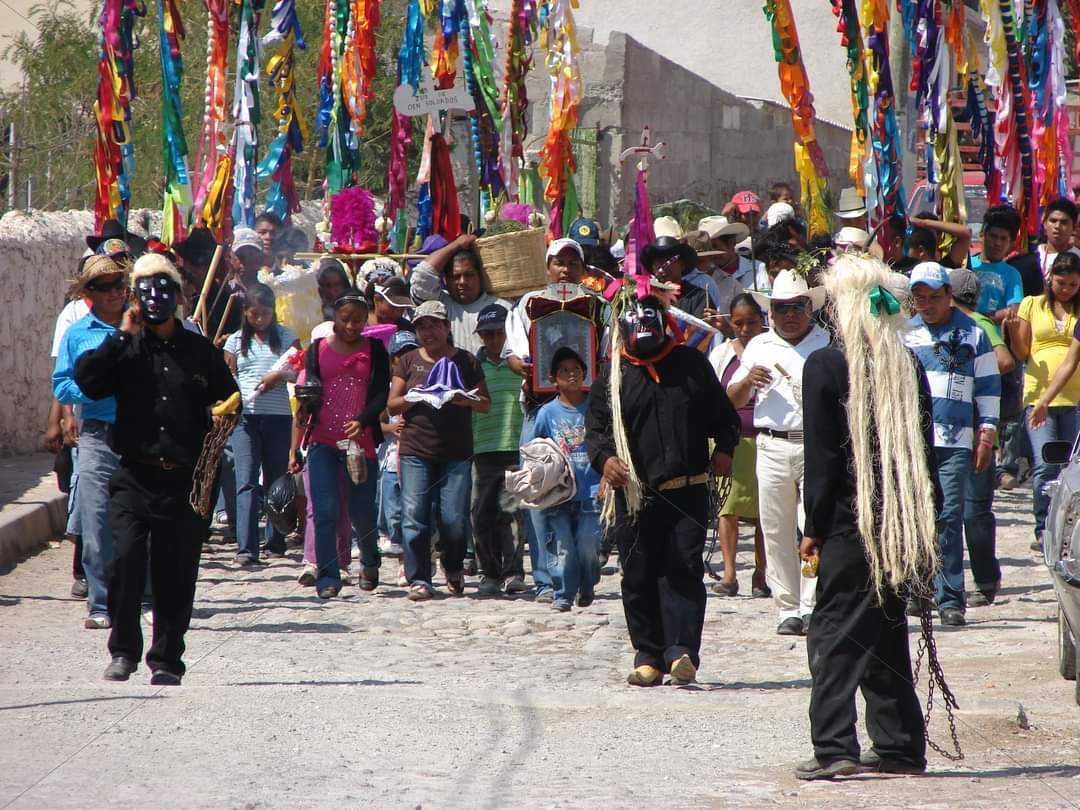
[
  {"xmin": 76, "ymin": 254, "xmax": 238, "ymax": 685},
  {"xmin": 586, "ymin": 295, "xmax": 741, "ymax": 686}
]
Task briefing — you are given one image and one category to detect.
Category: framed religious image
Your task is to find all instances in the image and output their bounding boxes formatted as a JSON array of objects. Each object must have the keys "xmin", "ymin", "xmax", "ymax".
[{"xmin": 529, "ymin": 310, "xmax": 596, "ymax": 394}]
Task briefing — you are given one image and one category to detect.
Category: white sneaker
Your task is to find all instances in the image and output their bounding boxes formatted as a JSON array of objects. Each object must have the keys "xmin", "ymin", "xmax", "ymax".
[
  {"xmin": 396, "ymin": 562, "xmax": 408, "ymax": 587},
  {"xmin": 298, "ymin": 564, "xmax": 317, "ymax": 587}
]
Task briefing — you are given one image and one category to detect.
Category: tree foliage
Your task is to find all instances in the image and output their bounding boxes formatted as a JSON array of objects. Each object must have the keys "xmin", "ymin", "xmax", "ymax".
[{"xmin": 0, "ymin": 0, "xmax": 420, "ymax": 214}]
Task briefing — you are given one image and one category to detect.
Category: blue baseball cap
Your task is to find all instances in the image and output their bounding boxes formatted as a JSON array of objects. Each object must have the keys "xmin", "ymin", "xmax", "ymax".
[
  {"xmin": 568, "ymin": 217, "xmax": 600, "ymax": 247},
  {"xmin": 908, "ymin": 261, "xmax": 950, "ymax": 290},
  {"xmin": 475, "ymin": 303, "xmax": 509, "ymax": 333},
  {"xmin": 389, "ymin": 330, "xmax": 419, "ymax": 355}
]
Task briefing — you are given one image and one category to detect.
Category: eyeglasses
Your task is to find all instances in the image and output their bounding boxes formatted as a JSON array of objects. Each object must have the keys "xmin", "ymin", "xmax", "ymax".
[
  {"xmin": 771, "ymin": 300, "xmax": 808, "ymax": 315},
  {"xmin": 86, "ymin": 277, "xmax": 128, "ymax": 293}
]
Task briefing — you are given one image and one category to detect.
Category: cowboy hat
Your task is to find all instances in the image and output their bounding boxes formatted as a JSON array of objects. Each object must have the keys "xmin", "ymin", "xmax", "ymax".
[
  {"xmin": 652, "ymin": 216, "xmax": 684, "ymax": 240},
  {"xmin": 833, "ymin": 187, "xmax": 867, "ymax": 219},
  {"xmin": 834, "ymin": 226, "xmax": 885, "ymax": 260},
  {"xmin": 174, "ymin": 226, "xmax": 219, "ymax": 267},
  {"xmin": 69, "ymin": 253, "xmax": 130, "ymax": 298},
  {"xmin": 698, "ymin": 215, "xmax": 749, "ymax": 243},
  {"xmin": 86, "ymin": 219, "xmax": 138, "ymax": 252},
  {"xmin": 750, "ymin": 269, "xmax": 827, "ymax": 311},
  {"xmin": 640, "ymin": 236, "xmax": 697, "ymax": 272}
]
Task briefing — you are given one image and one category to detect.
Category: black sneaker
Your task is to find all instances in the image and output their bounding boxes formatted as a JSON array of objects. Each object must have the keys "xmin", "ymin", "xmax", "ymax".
[
  {"xmin": 777, "ymin": 617, "xmax": 804, "ymax": 636},
  {"xmin": 70, "ymin": 578, "xmax": 88, "ymax": 599},
  {"xmin": 150, "ymin": 669, "xmax": 182, "ymax": 686},
  {"xmin": 794, "ymin": 757, "xmax": 858, "ymax": 780},
  {"xmin": 103, "ymin": 657, "xmax": 138, "ymax": 681},
  {"xmin": 940, "ymin": 607, "xmax": 966, "ymax": 627},
  {"xmin": 859, "ymin": 749, "xmax": 926, "ymax": 774},
  {"xmin": 967, "ymin": 589, "xmax": 996, "ymax": 607}
]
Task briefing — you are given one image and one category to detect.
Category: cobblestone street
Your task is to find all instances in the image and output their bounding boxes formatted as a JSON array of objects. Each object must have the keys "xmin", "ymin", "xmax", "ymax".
[{"xmin": 1, "ymin": 488, "xmax": 1078, "ymax": 809}]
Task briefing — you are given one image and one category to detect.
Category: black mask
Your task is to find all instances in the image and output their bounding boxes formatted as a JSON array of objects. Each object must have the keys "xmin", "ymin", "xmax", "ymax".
[
  {"xmin": 135, "ymin": 273, "xmax": 179, "ymax": 323},
  {"xmin": 619, "ymin": 296, "xmax": 668, "ymax": 359}
]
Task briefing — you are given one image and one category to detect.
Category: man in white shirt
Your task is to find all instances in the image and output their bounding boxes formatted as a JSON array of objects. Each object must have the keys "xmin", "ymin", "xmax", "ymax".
[{"xmin": 727, "ymin": 270, "xmax": 830, "ymax": 636}]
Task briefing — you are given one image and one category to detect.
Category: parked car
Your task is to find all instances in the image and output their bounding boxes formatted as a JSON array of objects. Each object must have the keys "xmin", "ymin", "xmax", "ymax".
[{"xmin": 1039, "ymin": 440, "xmax": 1080, "ymax": 706}]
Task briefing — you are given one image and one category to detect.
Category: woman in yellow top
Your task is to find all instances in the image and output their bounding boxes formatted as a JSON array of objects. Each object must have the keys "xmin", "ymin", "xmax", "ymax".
[{"xmin": 1008, "ymin": 252, "xmax": 1080, "ymax": 550}]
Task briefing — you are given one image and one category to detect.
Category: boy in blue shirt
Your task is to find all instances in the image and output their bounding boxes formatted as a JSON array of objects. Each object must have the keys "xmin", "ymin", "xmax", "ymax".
[
  {"xmin": 533, "ymin": 347, "xmax": 602, "ymax": 611},
  {"xmin": 971, "ymin": 205, "xmax": 1024, "ymax": 322}
]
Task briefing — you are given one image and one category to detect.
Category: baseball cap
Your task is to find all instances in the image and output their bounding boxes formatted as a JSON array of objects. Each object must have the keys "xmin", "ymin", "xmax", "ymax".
[
  {"xmin": 546, "ymin": 237, "xmax": 584, "ymax": 262},
  {"xmin": 909, "ymin": 262, "xmax": 950, "ymax": 290},
  {"xmin": 389, "ymin": 330, "xmax": 419, "ymax": 355},
  {"xmin": 730, "ymin": 191, "xmax": 762, "ymax": 213},
  {"xmin": 232, "ymin": 227, "xmax": 263, "ymax": 254},
  {"xmin": 550, "ymin": 346, "xmax": 587, "ymax": 378},
  {"xmin": 413, "ymin": 299, "xmax": 449, "ymax": 322},
  {"xmin": 475, "ymin": 303, "xmax": 508, "ymax": 332},
  {"xmin": 948, "ymin": 269, "xmax": 981, "ymax": 307},
  {"xmin": 568, "ymin": 217, "xmax": 600, "ymax": 247},
  {"xmin": 373, "ymin": 276, "xmax": 413, "ymax": 308}
]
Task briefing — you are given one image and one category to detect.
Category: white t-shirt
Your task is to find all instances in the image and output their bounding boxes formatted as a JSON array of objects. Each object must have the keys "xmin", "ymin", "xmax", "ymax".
[
  {"xmin": 727, "ymin": 325, "xmax": 830, "ymax": 431},
  {"xmin": 51, "ymin": 299, "xmax": 91, "ymax": 358}
]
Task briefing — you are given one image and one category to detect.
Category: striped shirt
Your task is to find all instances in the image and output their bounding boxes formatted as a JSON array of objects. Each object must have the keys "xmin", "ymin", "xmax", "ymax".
[
  {"xmin": 904, "ymin": 308, "xmax": 1000, "ymax": 449},
  {"xmin": 224, "ymin": 325, "xmax": 299, "ymax": 416},
  {"xmin": 473, "ymin": 352, "xmax": 524, "ymax": 454}
]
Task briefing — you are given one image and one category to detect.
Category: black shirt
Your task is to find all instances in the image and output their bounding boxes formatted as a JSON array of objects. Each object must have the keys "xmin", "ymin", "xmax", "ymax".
[
  {"xmin": 75, "ymin": 320, "xmax": 239, "ymax": 469},
  {"xmin": 1008, "ymin": 252, "xmax": 1046, "ymax": 297},
  {"xmin": 801, "ymin": 345, "xmax": 940, "ymax": 541},
  {"xmin": 585, "ymin": 344, "xmax": 741, "ymax": 489}
]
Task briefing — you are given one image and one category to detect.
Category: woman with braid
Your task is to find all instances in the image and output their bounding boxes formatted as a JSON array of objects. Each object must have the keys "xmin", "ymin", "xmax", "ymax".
[{"xmin": 796, "ymin": 254, "xmax": 942, "ymax": 780}]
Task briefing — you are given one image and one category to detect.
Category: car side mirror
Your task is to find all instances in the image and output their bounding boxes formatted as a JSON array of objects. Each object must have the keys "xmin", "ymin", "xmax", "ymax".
[{"xmin": 1041, "ymin": 441, "xmax": 1073, "ymax": 465}]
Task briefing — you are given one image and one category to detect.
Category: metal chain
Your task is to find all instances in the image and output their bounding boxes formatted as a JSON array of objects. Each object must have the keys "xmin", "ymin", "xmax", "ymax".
[
  {"xmin": 189, "ymin": 412, "xmax": 240, "ymax": 518},
  {"xmin": 913, "ymin": 606, "xmax": 964, "ymax": 761}
]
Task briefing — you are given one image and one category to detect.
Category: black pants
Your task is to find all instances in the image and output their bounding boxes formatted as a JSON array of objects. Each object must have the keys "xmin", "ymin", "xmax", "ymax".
[
  {"xmin": 616, "ymin": 484, "xmax": 708, "ymax": 670},
  {"xmin": 807, "ymin": 532, "xmax": 926, "ymax": 766},
  {"xmin": 107, "ymin": 463, "xmax": 208, "ymax": 676},
  {"xmin": 471, "ymin": 453, "xmax": 525, "ymax": 580}
]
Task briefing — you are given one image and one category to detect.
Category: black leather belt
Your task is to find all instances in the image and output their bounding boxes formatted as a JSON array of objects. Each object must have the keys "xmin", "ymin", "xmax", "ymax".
[
  {"xmin": 758, "ymin": 428, "xmax": 804, "ymax": 441},
  {"xmin": 129, "ymin": 456, "xmax": 187, "ymax": 471}
]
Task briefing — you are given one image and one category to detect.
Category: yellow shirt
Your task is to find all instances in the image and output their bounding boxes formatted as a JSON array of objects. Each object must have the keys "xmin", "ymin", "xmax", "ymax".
[{"xmin": 1018, "ymin": 295, "xmax": 1080, "ymax": 406}]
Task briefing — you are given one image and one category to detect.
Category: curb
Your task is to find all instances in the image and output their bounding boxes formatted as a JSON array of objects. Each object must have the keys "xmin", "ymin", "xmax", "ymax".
[{"xmin": 0, "ymin": 492, "xmax": 68, "ymax": 571}]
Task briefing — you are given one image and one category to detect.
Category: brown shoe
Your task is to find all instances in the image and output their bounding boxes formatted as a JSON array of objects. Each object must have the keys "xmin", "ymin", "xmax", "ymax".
[{"xmin": 626, "ymin": 664, "xmax": 663, "ymax": 687}]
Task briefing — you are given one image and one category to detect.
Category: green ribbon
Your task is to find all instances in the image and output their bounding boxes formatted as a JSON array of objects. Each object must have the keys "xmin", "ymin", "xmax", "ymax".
[{"xmin": 868, "ymin": 285, "xmax": 901, "ymax": 316}]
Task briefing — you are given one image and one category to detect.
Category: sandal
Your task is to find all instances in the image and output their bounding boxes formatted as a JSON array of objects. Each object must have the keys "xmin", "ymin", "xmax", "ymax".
[{"xmin": 407, "ymin": 582, "xmax": 433, "ymax": 601}]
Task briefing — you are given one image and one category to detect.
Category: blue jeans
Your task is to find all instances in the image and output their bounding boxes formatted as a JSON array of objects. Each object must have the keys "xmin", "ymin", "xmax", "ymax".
[
  {"xmin": 377, "ymin": 468, "xmax": 402, "ymax": 544},
  {"xmin": 543, "ymin": 499, "xmax": 601, "ymax": 607},
  {"xmin": 66, "ymin": 444, "xmax": 82, "ymax": 536},
  {"xmin": 520, "ymin": 410, "xmax": 552, "ymax": 592},
  {"xmin": 231, "ymin": 414, "xmax": 292, "ymax": 558},
  {"xmin": 213, "ymin": 442, "xmax": 237, "ymax": 536},
  {"xmin": 399, "ymin": 455, "xmax": 471, "ymax": 585},
  {"xmin": 963, "ymin": 464, "xmax": 1002, "ymax": 591},
  {"xmin": 307, "ymin": 443, "xmax": 379, "ymax": 590},
  {"xmin": 997, "ymin": 417, "xmax": 1031, "ymax": 477},
  {"xmin": 1025, "ymin": 405, "xmax": 1080, "ymax": 540},
  {"xmin": 934, "ymin": 447, "xmax": 971, "ymax": 611},
  {"xmin": 79, "ymin": 421, "xmax": 119, "ymax": 617}
]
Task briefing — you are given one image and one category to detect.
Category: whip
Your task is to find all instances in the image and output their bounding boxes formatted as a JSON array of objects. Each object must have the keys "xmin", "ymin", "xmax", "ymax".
[{"xmin": 190, "ymin": 392, "xmax": 242, "ymax": 518}]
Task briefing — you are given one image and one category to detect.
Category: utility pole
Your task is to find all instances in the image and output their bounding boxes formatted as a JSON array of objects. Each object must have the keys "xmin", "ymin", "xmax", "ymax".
[{"xmin": 6, "ymin": 122, "xmax": 15, "ymax": 211}]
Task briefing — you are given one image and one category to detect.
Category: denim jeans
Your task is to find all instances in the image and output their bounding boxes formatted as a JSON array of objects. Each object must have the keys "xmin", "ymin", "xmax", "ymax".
[
  {"xmin": 66, "ymin": 444, "xmax": 82, "ymax": 537},
  {"xmin": 302, "ymin": 463, "xmax": 351, "ymax": 568},
  {"xmin": 1025, "ymin": 405, "xmax": 1080, "ymax": 541},
  {"xmin": 231, "ymin": 414, "xmax": 292, "ymax": 559},
  {"xmin": 520, "ymin": 410, "xmax": 552, "ymax": 592},
  {"xmin": 934, "ymin": 447, "xmax": 971, "ymax": 611},
  {"xmin": 212, "ymin": 442, "xmax": 237, "ymax": 536},
  {"xmin": 543, "ymin": 499, "xmax": 601, "ymax": 607},
  {"xmin": 996, "ymin": 417, "xmax": 1032, "ymax": 477},
  {"xmin": 399, "ymin": 455, "xmax": 471, "ymax": 585},
  {"xmin": 377, "ymin": 468, "xmax": 402, "ymax": 545},
  {"xmin": 307, "ymin": 442, "xmax": 378, "ymax": 590},
  {"xmin": 78, "ymin": 420, "xmax": 120, "ymax": 617},
  {"xmin": 963, "ymin": 464, "xmax": 1002, "ymax": 591}
]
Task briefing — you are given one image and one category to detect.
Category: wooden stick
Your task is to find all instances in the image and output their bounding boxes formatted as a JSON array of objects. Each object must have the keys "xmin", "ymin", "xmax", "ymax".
[
  {"xmin": 293, "ymin": 252, "xmax": 426, "ymax": 261},
  {"xmin": 194, "ymin": 244, "xmax": 225, "ymax": 330},
  {"xmin": 212, "ymin": 292, "xmax": 240, "ymax": 344}
]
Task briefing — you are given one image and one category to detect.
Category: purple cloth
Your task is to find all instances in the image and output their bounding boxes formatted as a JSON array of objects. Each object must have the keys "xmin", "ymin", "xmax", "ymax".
[
  {"xmin": 721, "ymin": 355, "xmax": 756, "ymax": 438},
  {"xmin": 407, "ymin": 234, "xmax": 450, "ymax": 269},
  {"xmin": 403, "ymin": 355, "xmax": 478, "ymax": 409}
]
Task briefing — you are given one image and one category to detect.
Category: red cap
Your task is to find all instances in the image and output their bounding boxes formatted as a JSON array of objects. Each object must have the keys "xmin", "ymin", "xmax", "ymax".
[{"xmin": 731, "ymin": 191, "xmax": 761, "ymax": 213}]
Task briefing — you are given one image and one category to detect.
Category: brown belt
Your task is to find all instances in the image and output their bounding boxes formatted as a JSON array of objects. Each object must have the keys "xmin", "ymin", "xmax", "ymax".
[{"xmin": 656, "ymin": 473, "xmax": 710, "ymax": 492}]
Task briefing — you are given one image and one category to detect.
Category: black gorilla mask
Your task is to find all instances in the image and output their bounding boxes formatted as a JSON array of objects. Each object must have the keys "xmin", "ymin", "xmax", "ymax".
[
  {"xmin": 619, "ymin": 296, "xmax": 668, "ymax": 359},
  {"xmin": 135, "ymin": 273, "xmax": 179, "ymax": 323}
]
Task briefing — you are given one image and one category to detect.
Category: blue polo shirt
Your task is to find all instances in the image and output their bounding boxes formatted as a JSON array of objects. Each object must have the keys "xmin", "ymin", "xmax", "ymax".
[{"xmin": 52, "ymin": 309, "xmax": 120, "ymax": 424}]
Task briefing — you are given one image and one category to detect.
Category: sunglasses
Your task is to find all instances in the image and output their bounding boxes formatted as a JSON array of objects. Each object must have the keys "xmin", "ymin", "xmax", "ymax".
[
  {"xmin": 86, "ymin": 277, "xmax": 128, "ymax": 293},
  {"xmin": 771, "ymin": 300, "xmax": 808, "ymax": 315}
]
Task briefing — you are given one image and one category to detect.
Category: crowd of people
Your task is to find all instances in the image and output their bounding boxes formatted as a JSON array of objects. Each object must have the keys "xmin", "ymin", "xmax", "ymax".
[{"xmin": 43, "ymin": 184, "xmax": 1078, "ymax": 774}]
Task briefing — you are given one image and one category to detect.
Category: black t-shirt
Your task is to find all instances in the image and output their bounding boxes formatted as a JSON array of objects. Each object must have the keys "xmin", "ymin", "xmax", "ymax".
[
  {"xmin": 1009, "ymin": 252, "xmax": 1046, "ymax": 297},
  {"xmin": 393, "ymin": 348, "xmax": 484, "ymax": 461}
]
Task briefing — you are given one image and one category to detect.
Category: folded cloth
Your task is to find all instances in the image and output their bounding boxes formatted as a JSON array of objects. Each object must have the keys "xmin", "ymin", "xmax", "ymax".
[
  {"xmin": 404, "ymin": 355, "xmax": 480, "ymax": 409},
  {"xmin": 504, "ymin": 438, "xmax": 577, "ymax": 510}
]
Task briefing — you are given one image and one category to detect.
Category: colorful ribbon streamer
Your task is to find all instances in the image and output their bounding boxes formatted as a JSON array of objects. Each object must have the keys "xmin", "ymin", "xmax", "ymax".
[
  {"xmin": 231, "ymin": 0, "xmax": 264, "ymax": 232},
  {"xmin": 538, "ymin": 0, "xmax": 582, "ymax": 238},
  {"xmin": 433, "ymin": 0, "xmax": 467, "ymax": 89},
  {"xmin": 258, "ymin": 0, "xmax": 309, "ymax": 225},
  {"xmin": 192, "ymin": 0, "xmax": 230, "ymax": 238},
  {"xmin": 764, "ymin": 0, "xmax": 830, "ymax": 236},
  {"xmin": 463, "ymin": 0, "xmax": 505, "ymax": 220},
  {"xmin": 861, "ymin": 0, "xmax": 906, "ymax": 224},
  {"xmin": 158, "ymin": 0, "xmax": 191, "ymax": 246},
  {"xmin": 499, "ymin": 0, "xmax": 537, "ymax": 200},
  {"xmin": 830, "ymin": 0, "xmax": 870, "ymax": 189},
  {"xmin": 341, "ymin": 0, "xmax": 381, "ymax": 138},
  {"xmin": 318, "ymin": 0, "xmax": 361, "ymax": 197},
  {"xmin": 92, "ymin": 0, "xmax": 143, "ymax": 230}
]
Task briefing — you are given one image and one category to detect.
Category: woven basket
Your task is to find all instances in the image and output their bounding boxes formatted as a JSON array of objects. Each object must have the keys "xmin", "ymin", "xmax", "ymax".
[{"xmin": 476, "ymin": 228, "xmax": 547, "ymax": 298}]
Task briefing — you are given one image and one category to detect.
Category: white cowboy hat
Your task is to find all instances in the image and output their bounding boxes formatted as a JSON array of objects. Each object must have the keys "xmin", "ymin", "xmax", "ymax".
[
  {"xmin": 833, "ymin": 187, "xmax": 867, "ymax": 219},
  {"xmin": 698, "ymin": 215, "xmax": 749, "ymax": 243},
  {"xmin": 652, "ymin": 215, "xmax": 684, "ymax": 240},
  {"xmin": 750, "ymin": 269, "xmax": 827, "ymax": 311},
  {"xmin": 834, "ymin": 226, "xmax": 885, "ymax": 260}
]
